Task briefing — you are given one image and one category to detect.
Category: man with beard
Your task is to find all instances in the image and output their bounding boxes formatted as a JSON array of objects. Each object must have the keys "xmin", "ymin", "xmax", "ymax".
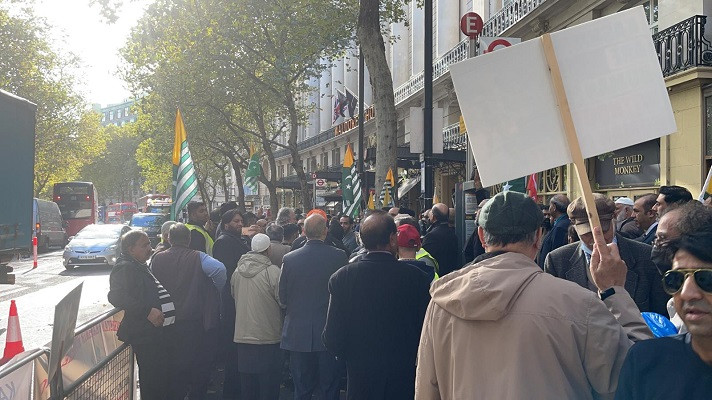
[
  {"xmin": 537, "ymin": 195, "xmax": 570, "ymax": 269},
  {"xmin": 185, "ymin": 201, "xmax": 214, "ymax": 255},
  {"xmin": 213, "ymin": 209, "xmax": 251, "ymax": 400},
  {"xmin": 614, "ymin": 197, "xmax": 643, "ymax": 239}
]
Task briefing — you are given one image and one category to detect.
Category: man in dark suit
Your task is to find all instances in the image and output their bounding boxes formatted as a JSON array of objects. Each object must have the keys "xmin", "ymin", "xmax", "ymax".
[
  {"xmin": 537, "ymin": 194, "xmax": 570, "ymax": 268},
  {"xmin": 323, "ymin": 210, "xmax": 431, "ymax": 400},
  {"xmin": 422, "ymin": 203, "xmax": 460, "ymax": 275},
  {"xmin": 633, "ymin": 194, "xmax": 658, "ymax": 245},
  {"xmin": 545, "ymin": 194, "xmax": 669, "ymax": 315},
  {"xmin": 279, "ymin": 214, "xmax": 348, "ymax": 400}
]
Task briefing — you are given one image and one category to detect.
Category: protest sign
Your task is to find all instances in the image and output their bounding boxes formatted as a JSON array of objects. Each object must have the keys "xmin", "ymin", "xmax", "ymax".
[{"xmin": 450, "ymin": 6, "xmax": 675, "ymax": 228}]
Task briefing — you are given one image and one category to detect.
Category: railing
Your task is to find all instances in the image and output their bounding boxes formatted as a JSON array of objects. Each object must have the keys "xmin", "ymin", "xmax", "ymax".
[
  {"xmin": 481, "ymin": 0, "xmax": 548, "ymax": 37},
  {"xmin": 654, "ymin": 15, "xmax": 712, "ymax": 77},
  {"xmin": 443, "ymin": 122, "xmax": 467, "ymax": 151},
  {"xmin": 394, "ymin": 39, "xmax": 469, "ymax": 104},
  {"xmin": 273, "ymin": 126, "xmax": 336, "ymax": 158}
]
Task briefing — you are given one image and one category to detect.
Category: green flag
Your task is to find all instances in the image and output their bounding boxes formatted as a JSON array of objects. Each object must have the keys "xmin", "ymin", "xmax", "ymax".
[
  {"xmin": 341, "ymin": 144, "xmax": 362, "ymax": 218},
  {"xmin": 245, "ymin": 145, "xmax": 260, "ymax": 193},
  {"xmin": 171, "ymin": 109, "xmax": 198, "ymax": 221}
]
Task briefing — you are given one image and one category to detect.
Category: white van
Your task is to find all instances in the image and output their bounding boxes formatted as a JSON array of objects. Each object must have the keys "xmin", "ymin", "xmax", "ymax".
[{"xmin": 33, "ymin": 198, "xmax": 66, "ymax": 250}]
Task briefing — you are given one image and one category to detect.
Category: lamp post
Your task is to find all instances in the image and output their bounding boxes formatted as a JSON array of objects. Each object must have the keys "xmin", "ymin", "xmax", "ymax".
[{"xmin": 423, "ymin": 0, "xmax": 434, "ymax": 209}]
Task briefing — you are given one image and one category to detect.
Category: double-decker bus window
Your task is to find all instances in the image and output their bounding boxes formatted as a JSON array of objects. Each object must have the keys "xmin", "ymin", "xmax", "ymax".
[{"xmin": 53, "ymin": 182, "xmax": 98, "ymax": 237}]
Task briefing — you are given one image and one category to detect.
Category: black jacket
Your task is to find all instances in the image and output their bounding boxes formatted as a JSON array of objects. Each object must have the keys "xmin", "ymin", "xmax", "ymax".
[
  {"xmin": 279, "ymin": 240, "xmax": 347, "ymax": 352},
  {"xmin": 544, "ymin": 234, "xmax": 669, "ymax": 315},
  {"xmin": 422, "ymin": 221, "xmax": 460, "ymax": 276},
  {"xmin": 537, "ymin": 215, "xmax": 571, "ymax": 268},
  {"xmin": 212, "ymin": 230, "xmax": 250, "ymax": 331},
  {"xmin": 323, "ymin": 252, "xmax": 431, "ymax": 400},
  {"xmin": 108, "ymin": 256, "xmax": 163, "ymax": 345}
]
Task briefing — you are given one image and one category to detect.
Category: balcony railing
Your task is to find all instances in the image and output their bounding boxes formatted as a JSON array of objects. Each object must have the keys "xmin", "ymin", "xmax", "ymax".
[
  {"xmin": 653, "ymin": 15, "xmax": 712, "ymax": 77},
  {"xmin": 273, "ymin": 126, "xmax": 336, "ymax": 158},
  {"xmin": 443, "ymin": 122, "xmax": 467, "ymax": 151},
  {"xmin": 481, "ymin": 0, "xmax": 547, "ymax": 37},
  {"xmin": 394, "ymin": 39, "xmax": 469, "ymax": 105}
]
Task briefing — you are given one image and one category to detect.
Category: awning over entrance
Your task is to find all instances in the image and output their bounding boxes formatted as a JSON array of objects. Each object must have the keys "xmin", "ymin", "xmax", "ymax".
[{"xmin": 398, "ymin": 176, "xmax": 421, "ymax": 198}]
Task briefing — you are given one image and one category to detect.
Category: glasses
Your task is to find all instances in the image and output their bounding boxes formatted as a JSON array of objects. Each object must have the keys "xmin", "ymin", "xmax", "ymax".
[{"xmin": 662, "ymin": 269, "xmax": 712, "ymax": 295}]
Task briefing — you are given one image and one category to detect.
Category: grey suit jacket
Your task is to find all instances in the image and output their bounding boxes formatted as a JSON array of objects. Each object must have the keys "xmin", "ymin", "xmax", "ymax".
[{"xmin": 544, "ymin": 234, "xmax": 669, "ymax": 316}]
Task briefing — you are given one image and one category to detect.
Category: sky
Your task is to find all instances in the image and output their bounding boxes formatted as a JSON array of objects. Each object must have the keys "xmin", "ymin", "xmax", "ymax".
[{"xmin": 29, "ymin": 0, "xmax": 152, "ymax": 106}]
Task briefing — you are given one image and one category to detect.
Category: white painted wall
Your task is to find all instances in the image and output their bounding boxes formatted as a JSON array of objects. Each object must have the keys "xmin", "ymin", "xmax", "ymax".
[
  {"xmin": 411, "ymin": 1, "xmax": 425, "ymax": 75},
  {"xmin": 392, "ymin": 18, "xmax": 411, "ymax": 87},
  {"xmin": 319, "ymin": 59, "xmax": 332, "ymax": 129},
  {"xmin": 438, "ymin": 0, "xmax": 461, "ymax": 57},
  {"xmin": 307, "ymin": 76, "xmax": 320, "ymax": 138}
]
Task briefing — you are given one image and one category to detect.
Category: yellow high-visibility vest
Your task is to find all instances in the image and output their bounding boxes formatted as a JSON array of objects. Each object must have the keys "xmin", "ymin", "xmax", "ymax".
[{"xmin": 186, "ymin": 223, "xmax": 214, "ymax": 256}]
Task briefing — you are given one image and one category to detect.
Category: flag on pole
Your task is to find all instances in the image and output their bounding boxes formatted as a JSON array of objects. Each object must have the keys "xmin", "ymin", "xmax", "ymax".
[
  {"xmin": 341, "ymin": 144, "xmax": 362, "ymax": 218},
  {"xmin": 245, "ymin": 145, "xmax": 261, "ymax": 194},
  {"xmin": 379, "ymin": 168, "xmax": 396, "ymax": 208},
  {"xmin": 700, "ymin": 164, "xmax": 712, "ymax": 202},
  {"xmin": 527, "ymin": 173, "xmax": 538, "ymax": 201},
  {"xmin": 367, "ymin": 190, "xmax": 375, "ymax": 210},
  {"xmin": 171, "ymin": 109, "xmax": 198, "ymax": 221}
]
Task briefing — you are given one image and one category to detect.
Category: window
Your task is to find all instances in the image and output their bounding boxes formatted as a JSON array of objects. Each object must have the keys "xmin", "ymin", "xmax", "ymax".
[
  {"xmin": 332, "ymin": 148, "xmax": 340, "ymax": 166},
  {"xmin": 109, "ymin": 111, "xmax": 114, "ymax": 120},
  {"xmin": 125, "ymin": 107, "xmax": 130, "ymax": 117},
  {"xmin": 643, "ymin": 0, "xmax": 659, "ymax": 34},
  {"xmin": 321, "ymin": 153, "xmax": 328, "ymax": 169},
  {"xmin": 101, "ymin": 114, "xmax": 106, "ymax": 122},
  {"xmin": 117, "ymin": 109, "xmax": 122, "ymax": 118}
]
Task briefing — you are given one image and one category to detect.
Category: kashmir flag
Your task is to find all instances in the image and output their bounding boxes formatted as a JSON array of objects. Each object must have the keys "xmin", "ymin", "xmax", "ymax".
[
  {"xmin": 367, "ymin": 190, "xmax": 375, "ymax": 210},
  {"xmin": 341, "ymin": 144, "xmax": 362, "ymax": 218},
  {"xmin": 171, "ymin": 109, "xmax": 199, "ymax": 221},
  {"xmin": 526, "ymin": 173, "xmax": 538, "ymax": 201},
  {"xmin": 379, "ymin": 168, "xmax": 396, "ymax": 208},
  {"xmin": 700, "ymin": 164, "xmax": 712, "ymax": 201},
  {"xmin": 245, "ymin": 145, "xmax": 261, "ymax": 193}
]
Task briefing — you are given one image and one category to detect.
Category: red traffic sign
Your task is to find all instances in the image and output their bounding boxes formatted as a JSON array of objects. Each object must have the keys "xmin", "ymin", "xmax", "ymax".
[
  {"xmin": 486, "ymin": 38, "xmax": 514, "ymax": 53},
  {"xmin": 460, "ymin": 12, "xmax": 483, "ymax": 38}
]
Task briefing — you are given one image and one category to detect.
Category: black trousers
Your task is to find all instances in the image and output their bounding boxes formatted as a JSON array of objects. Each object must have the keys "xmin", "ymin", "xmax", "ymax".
[
  {"xmin": 133, "ymin": 342, "xmax": 168, "ymax": 400},
  {"xmin": 164, "ymin": 320, "xmax": 217, "ymax": 400},
  {"xmin": 237, "ymin": 343, "xmax": 282, "ymax": 400}
]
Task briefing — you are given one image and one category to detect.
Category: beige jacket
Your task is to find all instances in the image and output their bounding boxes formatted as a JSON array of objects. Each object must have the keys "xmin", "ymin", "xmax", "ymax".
[
  {"xmin": 415, "ymin": 252, "xmax": 651, "ymax": 400},
  {"xmin": 231, "ymin": 252, "xmax": 283, "ymax": 344}
]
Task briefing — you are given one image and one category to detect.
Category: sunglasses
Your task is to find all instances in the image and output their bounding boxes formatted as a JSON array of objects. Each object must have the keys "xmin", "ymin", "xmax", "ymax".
[{"xmin": 662, "ymin": 269, "xmax": 712, "ymax": 295}]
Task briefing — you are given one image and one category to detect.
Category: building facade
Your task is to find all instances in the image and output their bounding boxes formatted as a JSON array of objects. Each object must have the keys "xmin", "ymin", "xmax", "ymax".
[
  {"xmin": 94, "ymin": 99, "xmax": 138, "ymax": 127},
  {"xmin": 272, "ymin": 0, "xmax": 712, "ymax": 211}
]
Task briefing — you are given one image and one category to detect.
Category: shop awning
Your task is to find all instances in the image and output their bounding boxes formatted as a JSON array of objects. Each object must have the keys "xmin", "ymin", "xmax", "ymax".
[{"xmin": 398, "ymin": 176, "xmax": 421, "ymax": 198}]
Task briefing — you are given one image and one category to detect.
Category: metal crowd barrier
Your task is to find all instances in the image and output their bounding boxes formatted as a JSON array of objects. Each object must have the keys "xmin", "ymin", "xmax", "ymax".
[{"xmin": 0, "ymin": 308, "xmax": 135, "ymax": 400}]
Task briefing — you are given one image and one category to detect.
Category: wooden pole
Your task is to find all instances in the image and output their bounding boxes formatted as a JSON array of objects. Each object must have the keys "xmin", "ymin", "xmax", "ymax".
[{"xmin": 540, "ymin": 33, "xmax": 602, "ymax": 232}]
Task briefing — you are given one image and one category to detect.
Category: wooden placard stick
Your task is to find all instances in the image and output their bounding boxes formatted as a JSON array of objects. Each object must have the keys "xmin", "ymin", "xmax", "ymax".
[{"xmin": 540, "ymin": 33, "xmax": 602, "ymax": 234}]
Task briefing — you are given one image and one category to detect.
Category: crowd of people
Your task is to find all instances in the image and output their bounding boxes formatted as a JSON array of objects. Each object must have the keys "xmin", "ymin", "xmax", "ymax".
[{"xmin": 108, "ymin": 185, "xmax": 712, "ymax": 399}]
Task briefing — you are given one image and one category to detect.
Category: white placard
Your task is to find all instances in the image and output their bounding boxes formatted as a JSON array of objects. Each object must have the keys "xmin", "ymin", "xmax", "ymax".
[{"xmin": 450, "ymin": 6, "xmax": 676, "ymax": 187}]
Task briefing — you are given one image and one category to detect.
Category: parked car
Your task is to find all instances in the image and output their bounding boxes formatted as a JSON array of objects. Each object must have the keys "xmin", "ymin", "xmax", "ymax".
[
  {"xmin": 129, "ymin": 213, "xmax": 168, "ymax": 247},
  {"xmin": 62, "ymin": 224, "xmax": 132, "ymax": 270},
  {"xmin": 32, "ymin": 198, "xmax": 67, "ymax": 250}
]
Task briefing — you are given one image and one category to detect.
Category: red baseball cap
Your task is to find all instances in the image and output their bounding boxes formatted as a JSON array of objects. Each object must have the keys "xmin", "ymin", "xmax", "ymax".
[{"xmin": 397, "ymin": 224, "xmax": 421, "ymax": 248}]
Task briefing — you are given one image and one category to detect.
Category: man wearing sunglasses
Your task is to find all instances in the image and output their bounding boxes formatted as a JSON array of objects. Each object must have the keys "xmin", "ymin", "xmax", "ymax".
[{"xmin": 615, "ymin": 231, "xmax": 712, "ymax": 399}]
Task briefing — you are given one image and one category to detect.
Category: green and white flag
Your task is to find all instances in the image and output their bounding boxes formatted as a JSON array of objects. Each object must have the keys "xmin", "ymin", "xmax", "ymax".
[
  {"xmin": 341, "ymin": 144, "xmax": 362, "ymax": 218},
  {"xmin": 245, "ymin": 145, "xmax": 260, "ymax": 193},
  {"xmin": 171, "ymin": 109, "xmax": 198, "ymax": 221}
]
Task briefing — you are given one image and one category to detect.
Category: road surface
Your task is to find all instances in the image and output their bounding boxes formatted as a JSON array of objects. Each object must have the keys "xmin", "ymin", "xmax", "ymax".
[{"xmin": 0, "ymin": 249, "xmax": 113, "ymax": 350}]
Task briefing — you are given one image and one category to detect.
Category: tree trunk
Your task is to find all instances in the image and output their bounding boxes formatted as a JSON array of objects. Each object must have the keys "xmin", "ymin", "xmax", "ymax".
[
  {"xmin": 285, "ymin": 89, "xmax": 313, "ymax": 210},
  {"xmin": 226, "ymin": 154, "xmax": 247, "ymax": 213},
  {"xmin": 358, "ymin": 0, "xmax": 398, "ymax": 209},
  {"xmin": 220, "ymin": 163, "xmax": 229, "ymax": 203}
]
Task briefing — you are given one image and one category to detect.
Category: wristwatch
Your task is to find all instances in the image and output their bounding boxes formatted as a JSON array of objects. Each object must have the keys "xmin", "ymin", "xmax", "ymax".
[{"xmin": 599, "ymin": 287, "xmax": 616, "ymax": 301}]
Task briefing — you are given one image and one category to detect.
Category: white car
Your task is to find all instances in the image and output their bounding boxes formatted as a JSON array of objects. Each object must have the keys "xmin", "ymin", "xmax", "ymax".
[{"xmin": 62, "ymin": 224, "xmax": 132, "ymax": 270}]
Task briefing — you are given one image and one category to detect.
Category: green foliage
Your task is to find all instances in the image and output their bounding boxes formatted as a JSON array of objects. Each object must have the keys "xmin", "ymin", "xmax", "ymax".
[{"xmin": 0, "ymin": 3, "xmax": 107, "ymax": 198}]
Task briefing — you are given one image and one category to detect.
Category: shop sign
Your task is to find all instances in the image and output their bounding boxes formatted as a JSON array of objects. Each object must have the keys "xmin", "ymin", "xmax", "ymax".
[{"xmin": 595, "ymin": 139, "xmax": 660, "ymax": 189}]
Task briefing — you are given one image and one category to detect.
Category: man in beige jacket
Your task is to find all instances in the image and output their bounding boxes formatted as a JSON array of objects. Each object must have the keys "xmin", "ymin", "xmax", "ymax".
[{"xmin": 415, "ymin": 191, "xmax": 652, "ymax": 400}]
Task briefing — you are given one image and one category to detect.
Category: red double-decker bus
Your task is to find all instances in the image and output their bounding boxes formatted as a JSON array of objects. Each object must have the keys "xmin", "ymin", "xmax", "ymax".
[
  {"xmin": 105, "ymin": 202, "xmax": 138, "ymax": 224},
  {"xmin": 53, "ymin": 182, "xmax": 99, "ymax": 237}
]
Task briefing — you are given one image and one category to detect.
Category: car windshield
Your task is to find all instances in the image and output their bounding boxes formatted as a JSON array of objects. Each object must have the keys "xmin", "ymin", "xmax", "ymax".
[
  {"xmin": 131, "ymin": 215, "xmax": 166, "ymax": 227},
  {"xmin": 75, "ymin": 226, "xmax": 122, "ymax": 239}
]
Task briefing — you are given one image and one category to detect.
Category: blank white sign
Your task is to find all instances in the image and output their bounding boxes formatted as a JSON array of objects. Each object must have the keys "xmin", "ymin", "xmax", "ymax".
[{"xmin": 450, "ymin": 6, "xmax": 676, "ymax": 187}]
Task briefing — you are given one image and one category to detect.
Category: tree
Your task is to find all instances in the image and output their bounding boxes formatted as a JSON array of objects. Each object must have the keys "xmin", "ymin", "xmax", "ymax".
[
  {"xmin": 0, "ymin": 4, "xmax": 107, "ymax": 198},
  {"xmin": 121, "ymin": 0, "xmax": 357, "ymax": 210},
  {"xmin": 357, "ymin": 0, "xmax": 410, "ymax": 207},
  {"xmin": 81, "ymin": 123, "xmax": 142, "ymax": 204}
]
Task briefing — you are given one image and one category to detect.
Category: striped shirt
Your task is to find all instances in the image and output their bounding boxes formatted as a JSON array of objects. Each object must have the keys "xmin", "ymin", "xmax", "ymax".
[{"xmin": 151, "ymin": 274, "xmax": 176, "ymax": 326}]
